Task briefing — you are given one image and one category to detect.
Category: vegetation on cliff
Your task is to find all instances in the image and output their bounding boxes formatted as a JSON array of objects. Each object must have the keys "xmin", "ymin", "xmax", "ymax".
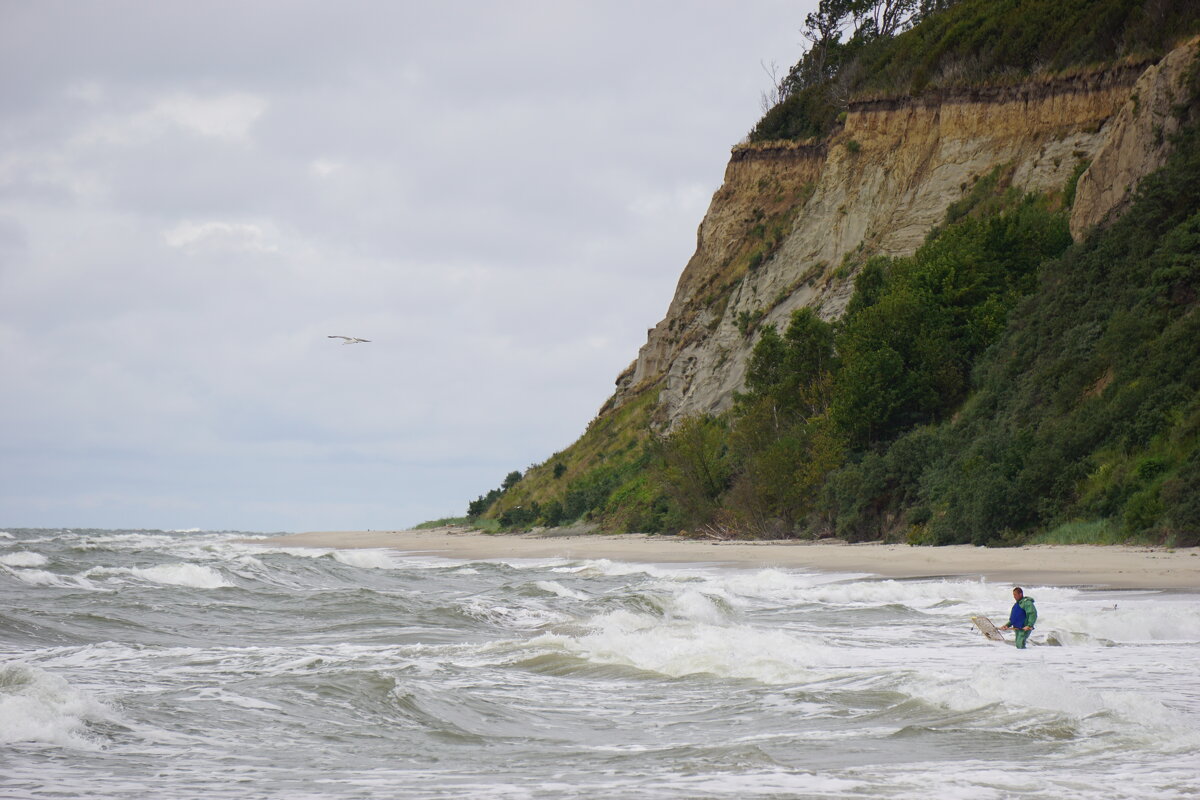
[
  {"xmin": 470, "ymin": 118, "xmax": 1200, "ymax": 546},
  {"xmin": 751, "ymin": 0, "xmax": 1200, "ymax": 142},
  {"xmin": 463, "ymin": 1, "xmax": 1200, "ymax": 547}
]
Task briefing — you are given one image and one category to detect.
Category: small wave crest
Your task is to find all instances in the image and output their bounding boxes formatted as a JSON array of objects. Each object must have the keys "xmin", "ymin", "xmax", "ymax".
[
  {"xmin": 531, "ymin": 608, "xmax": 835, "ymax": 683},
  {"xmin": 459, "ymin": 598, "xmax": 566, "ymax": 629},
  {"xmin": 532, "ymin": 580, "xmax": 589, "ymax": 600},
  {"xmin": 0, "ymin": 662, "xmax": 116, "ymax": 748},
  {"xmin": 88, "ymin": 563, "xmax": 232, "ymax": 589},
  {"xmin": 330, "ymin": 549, "xmax": 405, "ymax": 570},
  {"xmin": 2, "ymin": 566, "xmax": 98, "ymax": 589},
  {"xmin": 0, "ymin": 552, "xmax": 49, "ymax": 568},
  {"xmin": 553, "ymin": 558, "xmax": 677, "ymax": 579},
  {"xmin": 904, "ymin": 662, "xmax": 1200, "ymax": 751},
  {"xmin": 1050, "ymin": 604, "xmax": 1200, "ymax": 643}
]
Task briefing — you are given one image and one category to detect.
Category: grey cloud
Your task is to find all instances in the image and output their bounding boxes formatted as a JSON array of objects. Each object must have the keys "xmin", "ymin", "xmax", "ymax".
[{"xmin": 0, "ymin": 0, "xmax": 814, "ymax": 531}]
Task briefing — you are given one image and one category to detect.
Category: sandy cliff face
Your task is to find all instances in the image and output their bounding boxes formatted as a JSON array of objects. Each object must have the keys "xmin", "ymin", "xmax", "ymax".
[
  {"xmin": 611, "ymin": 141, "xmax": 825, "ymax": 412},
  {"xmin": 1070, "ymin": 37, "xmax": 1200, "ymax": 237},
  {"xmin": 613, "ymin": 42, "xmax": 1197, "ymax": 429}
]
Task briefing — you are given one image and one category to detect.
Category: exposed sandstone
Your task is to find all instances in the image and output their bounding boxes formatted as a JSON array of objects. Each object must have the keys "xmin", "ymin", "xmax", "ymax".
[
  {"xmin": 613, "ymin": 42, "xmax": 1197, "ymax": 430},
  {"xmin": 1070, "ymin": 37, "xmax": 1200, "ymax": 238}
]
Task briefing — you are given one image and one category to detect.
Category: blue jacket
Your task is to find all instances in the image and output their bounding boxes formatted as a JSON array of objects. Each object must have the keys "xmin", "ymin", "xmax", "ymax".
[{"xmin": 1009, "ymin": 597, "xmax": 1036, "ymax": 629}]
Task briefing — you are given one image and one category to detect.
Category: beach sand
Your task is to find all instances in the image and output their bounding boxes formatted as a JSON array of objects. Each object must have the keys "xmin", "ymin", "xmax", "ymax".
[{"xmin": 257, "ymin": 528, "xmax": 1200, "ymax": 590}]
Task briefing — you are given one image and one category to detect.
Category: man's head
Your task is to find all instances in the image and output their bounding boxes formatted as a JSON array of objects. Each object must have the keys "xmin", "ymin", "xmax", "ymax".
[{"xmin": 1013, "ymin": 587, "xmax": 1024, "ymax": 600}]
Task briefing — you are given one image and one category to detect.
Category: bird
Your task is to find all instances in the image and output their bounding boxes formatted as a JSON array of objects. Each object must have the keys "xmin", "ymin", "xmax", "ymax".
[{"xmin": 328, "ymin": 335, "xmax": 371, "ymax": 344}]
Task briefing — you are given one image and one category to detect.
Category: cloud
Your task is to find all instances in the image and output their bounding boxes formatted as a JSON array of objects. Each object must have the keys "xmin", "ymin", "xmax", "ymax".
[
  {"xmin": 152, "ymin": 92, "xmax": 265, "ymax": 141},
  {"xmin": 74, "ymin": 91, "xmax": 266, "ymax": 148},
  {"xmin": 162, "ymin": 220, "xmax": 279, "ymax": 253},
  {"xmin": 0, "ymin": 0, "xmax": 816, "ymax": 531}
]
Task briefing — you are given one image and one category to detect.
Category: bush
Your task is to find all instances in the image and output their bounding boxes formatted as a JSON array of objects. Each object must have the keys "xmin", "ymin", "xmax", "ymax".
[
  {"xmin": 1161, "ymin": 452, "xmax": 1200, "ymax": 546},
  {"xmin": 749, "ymin": 0, "xmax": 1200, "ymax": 144}
]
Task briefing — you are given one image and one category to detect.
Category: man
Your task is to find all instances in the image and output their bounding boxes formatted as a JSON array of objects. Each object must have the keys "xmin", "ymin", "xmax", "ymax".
[{"xmin": 1000, "ymin": 586, "xmax": 1037, "ymax": 649}]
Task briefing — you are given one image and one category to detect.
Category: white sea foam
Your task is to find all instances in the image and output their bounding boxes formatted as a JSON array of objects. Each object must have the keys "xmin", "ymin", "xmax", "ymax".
[
  {"xmin": 0, "ymin": 551, "xmax": 49, "ymax": 568},
  {"xmin": 86, "ymin": 563, "xmax": 232, "ymax": 589},
  {"xmin": 666, "ymin": 769, "xmax": 866, "ymax": 797},
  {"xmin": 533, "ymin": 580, "xmax": 589, "ymax": 600},
  {"xmin": 714, "ymin": 567, "xmax": 874, "ymax": 602},
  {"xmin": 182, "ymin": 686, "xmax": 283, "ymax": 711},
  {"xmin": 4, "ymin": 528, "xmax": 1198, "ymax": 799},
  {"xmin": 71, "ymin": 532, "xmax": 177, "ymax": 551},
  {"xmin": 460, "ymin": 598, "xmax": 565, "ymax": 629},
  {"xmin": 331, "ymin": 549, "xmax": 405, "ymax": 570},
  {"xmin": 560, "ymin": 558, "xmax": 677, "ymax": 579},
  {"xmin": 3, "ymin": 567, "xmax": 97, "ymax": 589},
  {"xmin": 906, "ymin": 661, "xmax": 1200, "ymax": 750},
  {"xmin": 136, "ymin": 563, "xmax": 232, "ymax": 588},
  {"xmin": 533, "ymin": 608, "xmax": 836, "ymax": 682},
  {"xmin": 1050, "ymin": 603, "xmax": 1200, "ymax": 642},
  {"xmin": 802, "ymin": 579, "xmax": 1076, "ymax": 611},
  {"xmin": 656, "ymin": 587, "xmax": 731, "ymax": 622},
  {"xmin": 0, "ymin": 662, "xmax": 115, "ymax": 748},
  {"xmin": 6, "ymin": 568, "xmax": 63, "ymax": 587}
]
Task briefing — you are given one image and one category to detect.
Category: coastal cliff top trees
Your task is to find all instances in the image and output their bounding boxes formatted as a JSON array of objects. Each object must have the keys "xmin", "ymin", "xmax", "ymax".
[{"xmin": 751, "ymin": 0, "xmax": 1200, "ymax": 142}]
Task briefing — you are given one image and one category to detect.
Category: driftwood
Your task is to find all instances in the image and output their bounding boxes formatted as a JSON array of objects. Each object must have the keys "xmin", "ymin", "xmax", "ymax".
[{"xmin": 692, "ymin": 521, "xmax": 740, "ymax": 541}]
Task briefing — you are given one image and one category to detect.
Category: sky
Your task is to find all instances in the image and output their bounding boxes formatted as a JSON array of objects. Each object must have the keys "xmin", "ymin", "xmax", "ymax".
[{"xmin": 0, "ymin": 0, "xmax": 817, "ymax": 532}]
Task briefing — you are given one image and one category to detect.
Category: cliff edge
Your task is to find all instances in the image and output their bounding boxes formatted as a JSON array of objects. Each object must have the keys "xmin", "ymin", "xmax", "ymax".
[{"xmin": 611, "ymin": 39, "xmax": 1198, "ymax": 430}]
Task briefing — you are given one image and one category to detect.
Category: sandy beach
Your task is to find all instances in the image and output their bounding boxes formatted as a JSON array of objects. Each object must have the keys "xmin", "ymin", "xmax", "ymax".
[{"xmin": 257, "ymin": 527, "xmax": 1200, "ymax": 591}]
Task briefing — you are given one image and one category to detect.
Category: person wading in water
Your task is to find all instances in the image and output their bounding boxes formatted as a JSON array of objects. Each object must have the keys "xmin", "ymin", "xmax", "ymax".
[{"xmin": 1000, "ymin": 586, "xmax": 1037, "ymax": 649}]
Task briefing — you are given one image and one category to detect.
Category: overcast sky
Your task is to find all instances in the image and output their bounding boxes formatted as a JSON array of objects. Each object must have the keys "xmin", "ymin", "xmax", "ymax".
[{"xmin": 0, "ymin": 0, "xmax": 816, "ymax": 532}]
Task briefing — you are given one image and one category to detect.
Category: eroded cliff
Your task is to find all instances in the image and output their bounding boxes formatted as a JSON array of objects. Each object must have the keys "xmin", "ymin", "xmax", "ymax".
[{"xmin": 612, "ymin": 40, "xmax": 1198, "ymax": 429}]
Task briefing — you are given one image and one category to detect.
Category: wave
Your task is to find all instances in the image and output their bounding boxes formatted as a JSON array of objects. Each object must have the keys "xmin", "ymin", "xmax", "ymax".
[
  {"xmin": 87, "ymin": 563, "xmax": 232, "ymax": 589},
  {"xmin": 1047, "ymin": 604, "xmax": 1200, "ymax": 643},
  {"xmin": 329, "ymin": 549, "xmax": 407, "ymax": 571},
  {"xmin": 0, "ymin": 662, "xmax": 117, "ymax": 748},
  {"xmin": 532, "ymin": 580, "xmax": 590, "ymax": 600},
  {"xmin": 2, "ymin": 566, "xmax": 99, "ymax": 590},
  {"xmin": 903, "ymin": 661, "xmax": 1200, "ymax": 753},
  {"xmin": 458, "ymin": 598, "xmax": 568, "ymax": 630},
  {"xmin": 550, "ymin": 558, "xmax": 681, "ymax": 579},
  {"xmin": 0, "ymin": 551, "xmax": 49, "ymax": 568},
  {"xmin": 529, "ymin": 607, "xmax": 838, "ymax": 683}
]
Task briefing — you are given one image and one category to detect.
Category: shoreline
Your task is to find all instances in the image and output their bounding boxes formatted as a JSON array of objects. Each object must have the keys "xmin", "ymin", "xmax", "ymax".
[{"xmin": 253, "ymin": 528, "xmax": 1200, "ymax": 591}]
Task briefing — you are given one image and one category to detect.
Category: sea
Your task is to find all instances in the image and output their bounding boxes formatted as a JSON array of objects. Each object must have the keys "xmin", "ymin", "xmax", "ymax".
[{"xmin": 2, "ymin": 528, "xmax": 1198, "ymax": 799}]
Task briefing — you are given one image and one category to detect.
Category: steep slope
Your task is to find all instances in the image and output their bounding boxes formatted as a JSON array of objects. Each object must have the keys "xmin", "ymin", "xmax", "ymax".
[
  {"xmin": 617, "ymin": 63, "xmax": 1151, "ymax": 428},
  {"xmin": 1071, "ymin": 37, "xmax": 1200, "ymax": 236},
  {"xmin": 477, "ymin": 14, "xmax": 1200, "ymax": 539}
]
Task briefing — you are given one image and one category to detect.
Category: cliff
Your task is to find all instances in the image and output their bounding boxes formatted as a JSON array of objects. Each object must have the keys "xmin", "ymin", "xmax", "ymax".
[
  {"xmin": 479, "ymin": 24, "xmax": 1200, "ymax": 543},
  {"xmin": 611, "ymin": 41, "xmax": 1198, "ymax": 429}
]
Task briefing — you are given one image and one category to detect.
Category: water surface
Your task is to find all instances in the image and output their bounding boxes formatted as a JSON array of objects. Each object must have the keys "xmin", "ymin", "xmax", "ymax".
[{"xmin": 2, "ymin": 528, "xmax": 1197, "ymax": 798}]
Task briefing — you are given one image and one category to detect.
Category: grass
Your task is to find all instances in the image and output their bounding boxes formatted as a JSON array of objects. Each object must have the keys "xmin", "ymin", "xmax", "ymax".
[
  {"xmin": 1027, "ymin": 519, "xmax": 1133, "ymax": 545},
  {"xmin": 413, "ymin": 516, "xmax": 501, "ymax": 533},
  {"xmin": 485, "ymin": 388, "xmax": 659, "ymax": 526}
]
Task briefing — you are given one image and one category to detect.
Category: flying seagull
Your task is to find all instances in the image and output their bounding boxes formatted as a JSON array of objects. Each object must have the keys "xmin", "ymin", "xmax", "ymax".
[{"xmin": 328, "ymin": 335, "xmax": 371, "ymax": 344}]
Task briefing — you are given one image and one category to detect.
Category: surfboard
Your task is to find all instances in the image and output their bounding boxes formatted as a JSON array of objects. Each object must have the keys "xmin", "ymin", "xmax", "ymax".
[{"xmin": 971, "ymin": 615, "xmax": 1005, "ymax": 641}]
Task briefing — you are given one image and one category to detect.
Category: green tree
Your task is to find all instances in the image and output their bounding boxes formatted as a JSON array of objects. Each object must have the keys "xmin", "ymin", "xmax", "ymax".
[
  {"xmin": 744, "ymin": 308, "xmax": 836, "ymax": 417},
  {"xmin": 656, "ymin": 415, "xmax": 732, "ymax": 528}
]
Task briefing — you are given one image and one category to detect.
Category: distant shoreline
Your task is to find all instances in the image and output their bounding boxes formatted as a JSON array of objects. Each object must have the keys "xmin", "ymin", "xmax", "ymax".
[{"xmin": 253, "ymin": 528, "xmax": 1200, "ymax": 591}]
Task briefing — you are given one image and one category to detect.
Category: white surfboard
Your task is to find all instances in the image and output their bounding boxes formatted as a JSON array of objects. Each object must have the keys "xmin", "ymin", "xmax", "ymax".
[{"xmin": 971, "ymin": 615, "xmax": 1005, "ymax": 642}]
